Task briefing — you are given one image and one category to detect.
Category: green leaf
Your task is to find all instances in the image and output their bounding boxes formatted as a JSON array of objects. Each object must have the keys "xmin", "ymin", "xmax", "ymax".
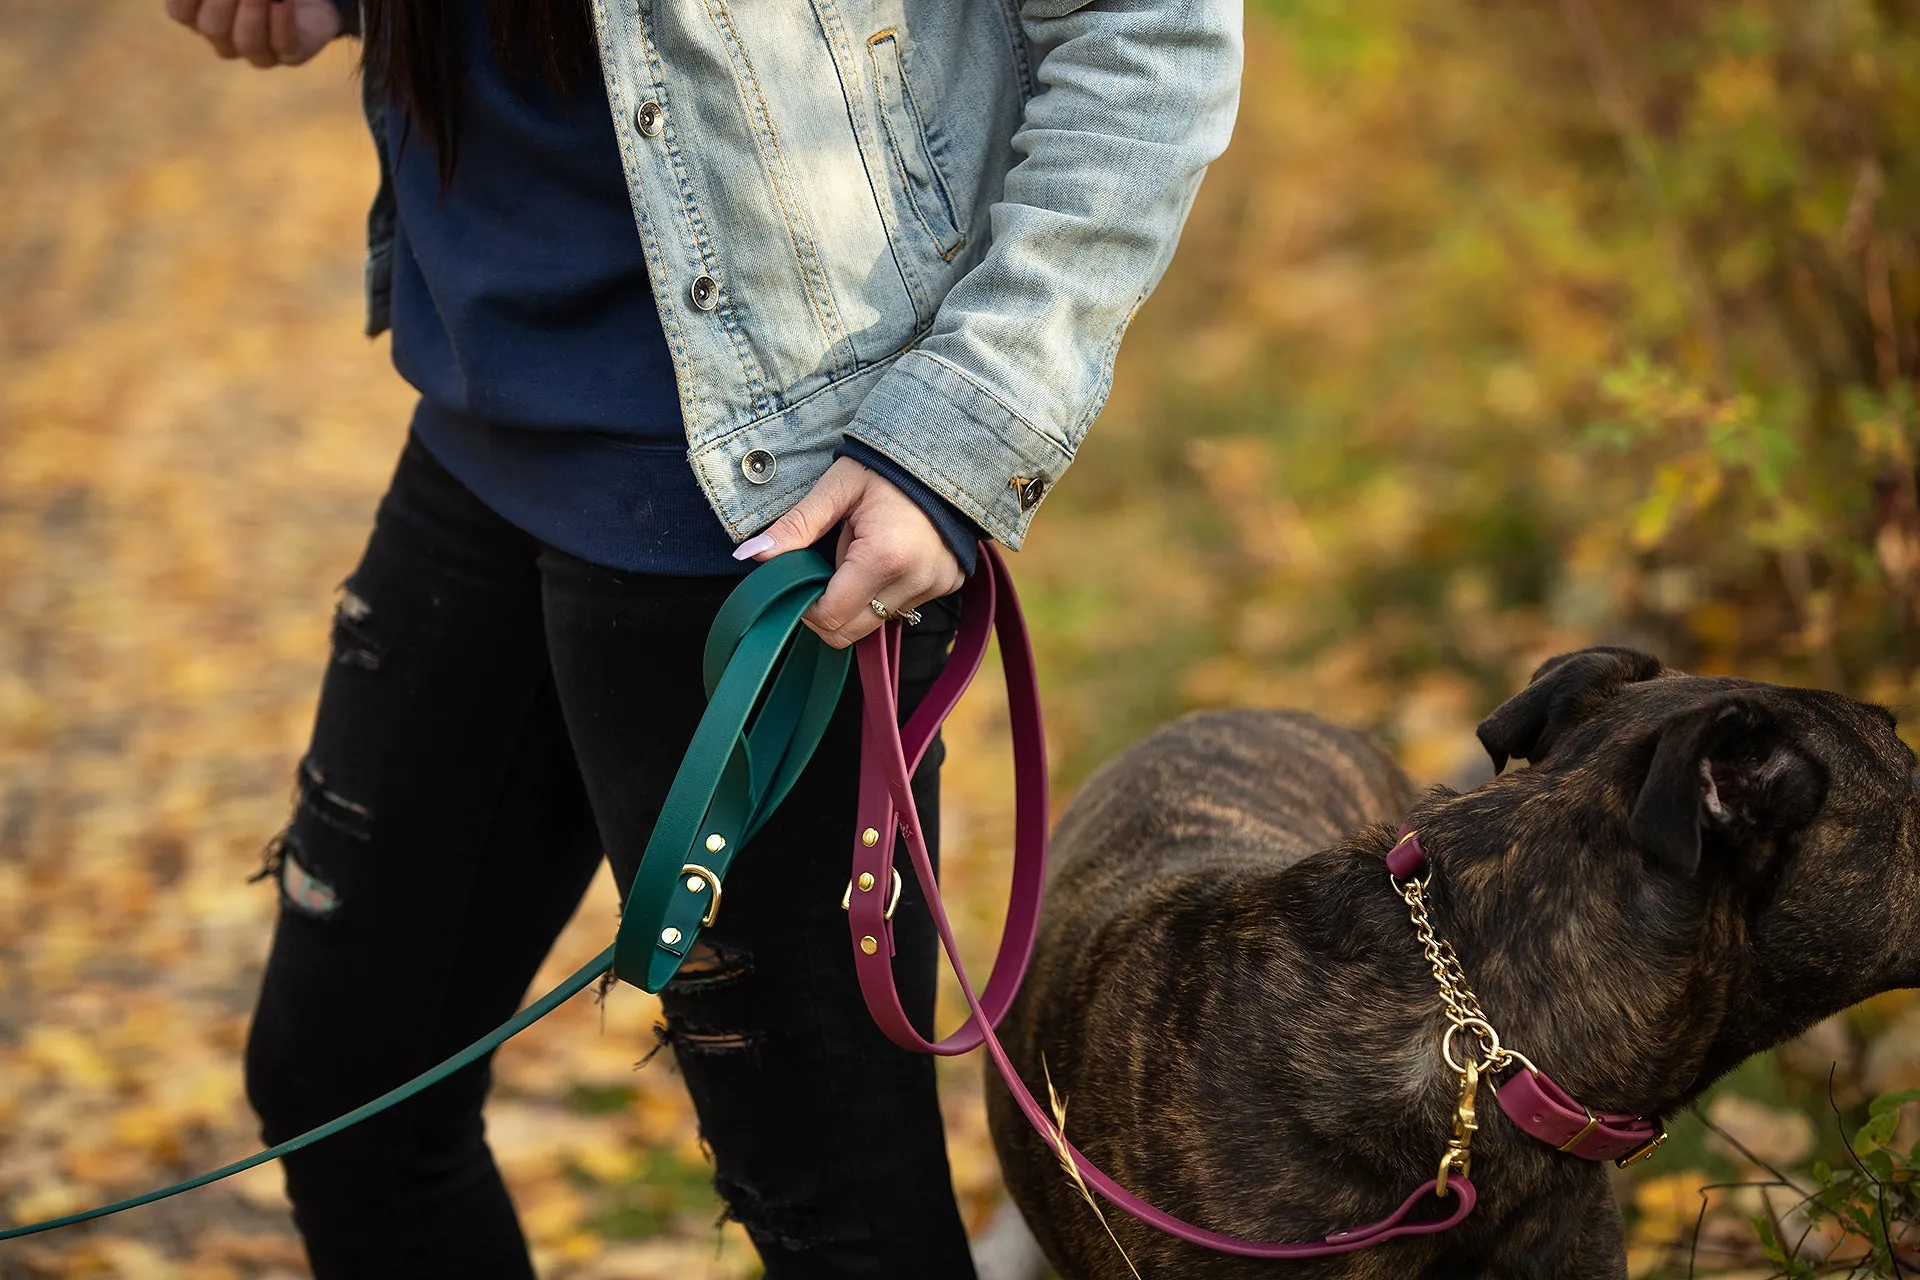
[
  {"xmin": 1855, "ymin": 1108, "xmax": 1902, "ymax": 1154},
  {"xmin": 1868, "ymin": 1089, "xmax": 1920, "ymax": 1118},
  {"xmin": 1864, "ymin": 1148, "xmax": 1899, "ymax": 1185}
]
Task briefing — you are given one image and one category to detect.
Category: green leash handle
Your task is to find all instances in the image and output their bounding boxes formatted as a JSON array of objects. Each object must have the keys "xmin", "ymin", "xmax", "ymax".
[
  {"xmin": 0, "ymin": 551, "xmax": 848, "ymax": 1242},
  {"xmin": 612, "ymin": 550, "xmax": 847, "ymax": 991}
]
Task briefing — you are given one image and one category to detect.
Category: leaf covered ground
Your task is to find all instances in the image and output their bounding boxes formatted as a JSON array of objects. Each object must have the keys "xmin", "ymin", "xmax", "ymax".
[{"xmin": 8, "ymin": 2, "xmax": 1920, "ymax": 1277}]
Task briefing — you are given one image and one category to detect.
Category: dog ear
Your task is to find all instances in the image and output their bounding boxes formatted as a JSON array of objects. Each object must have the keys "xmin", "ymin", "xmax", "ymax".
[
  {"xmin": 1476, "ymin": 646, "xmax": 1665, "ymax": 773},
  {"xmin": 1627, "ymin": 695, "xmax": 1829, "ymax": 876}
]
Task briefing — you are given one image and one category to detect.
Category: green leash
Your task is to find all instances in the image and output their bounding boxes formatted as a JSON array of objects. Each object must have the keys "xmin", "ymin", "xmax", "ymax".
[{"xmin": 0, "ymin": 551, "xmax": 848, "ymax": 1242}]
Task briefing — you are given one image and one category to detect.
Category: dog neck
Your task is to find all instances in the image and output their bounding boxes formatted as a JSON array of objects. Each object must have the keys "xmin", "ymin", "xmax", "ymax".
[{"xmin": 1388, "ymin": 789, "xmax": 1737, "ymax": 1119}]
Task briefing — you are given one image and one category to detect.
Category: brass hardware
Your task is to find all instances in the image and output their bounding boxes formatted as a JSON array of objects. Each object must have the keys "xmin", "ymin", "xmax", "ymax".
[
  {"xmin": 1008, "ymin": 474, "xmax": 1048, "ymax": 512},
  {"xmin": 1558, "ymin": 1109, "xmax": 1601, "ymax": 1154},
  {"xmin": 706, "ymin": 833, "xmax": 727, "ymax": 854},
  {"xmin": 1392, "ymin": 829, "xmax": 1528, "ymax": 1199},
  {"xmin": 679, "ymin": 863, "xmax": 723, "ymax": 927},
  {"xmin": 860, "ymin": 935, "xmax": 879, "ymax": 955},
  {"xmin": 1614, "ymin": 1130, "xmax": 1668, "ymax": 1169},
  {"xmin": 842, "ymin": 868, "xmax": 903, "ymax": 920},
  {"xmin": 660, "ymin": 927, "xmax": 682, "ymax": 946},
  {"xmin": 861, "ymin": 827, "xmax": 880, "ymax": 847},
  {"xmin": 1434, "ymin": 1058, "xmax": 1480, "ymax": 1197}
]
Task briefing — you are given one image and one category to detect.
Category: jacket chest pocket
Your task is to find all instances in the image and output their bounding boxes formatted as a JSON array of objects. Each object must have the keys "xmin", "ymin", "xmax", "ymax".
[{"xmin": 866, "ymin": 30, "xmax": 967, "ymax": 265}]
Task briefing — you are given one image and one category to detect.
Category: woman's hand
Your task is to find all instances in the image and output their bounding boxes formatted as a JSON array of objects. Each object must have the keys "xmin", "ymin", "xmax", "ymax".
[
  {"xmin": 735, "ymin": 458, "xmax": 965, "ymax": 649},
  {"xmin": 165, "ymin": 0, "xmax": 341, "ymax": 67}
]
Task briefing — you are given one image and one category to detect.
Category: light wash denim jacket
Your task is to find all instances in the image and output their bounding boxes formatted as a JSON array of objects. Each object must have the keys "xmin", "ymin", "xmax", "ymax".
[{"xmin": 354, "ymin": 1, "xmax": 1243, "ymax": 548}]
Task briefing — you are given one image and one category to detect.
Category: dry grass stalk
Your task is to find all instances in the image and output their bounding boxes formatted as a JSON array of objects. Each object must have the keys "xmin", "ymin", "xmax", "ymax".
[{"xmin": 1042, "ymin": 1056, "xmax": 1144, "ymax": 1279}]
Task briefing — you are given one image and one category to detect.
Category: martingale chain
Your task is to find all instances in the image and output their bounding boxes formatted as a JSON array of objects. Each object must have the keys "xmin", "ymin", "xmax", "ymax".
[{"xmin": 1392, "ymin": 868, "xmax": 1535, "ymax": 1196}]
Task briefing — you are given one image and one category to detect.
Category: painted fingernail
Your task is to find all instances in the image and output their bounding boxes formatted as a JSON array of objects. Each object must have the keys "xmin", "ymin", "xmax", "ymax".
[{"xmin": 732, "ymin": 533, "xmax": 778, "ymax": 561}]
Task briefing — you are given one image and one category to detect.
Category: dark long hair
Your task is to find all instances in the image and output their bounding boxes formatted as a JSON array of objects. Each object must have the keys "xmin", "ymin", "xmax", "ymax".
[{"xmin": 362, "ymin": 0, "xmax": 600, "ymax": 182}]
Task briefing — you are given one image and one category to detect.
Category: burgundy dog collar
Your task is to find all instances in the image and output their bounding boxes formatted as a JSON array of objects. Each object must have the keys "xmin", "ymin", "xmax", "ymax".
[{"xmin": 1389, "ymin": 829, "xmax": 1667, "ymax": 1170}]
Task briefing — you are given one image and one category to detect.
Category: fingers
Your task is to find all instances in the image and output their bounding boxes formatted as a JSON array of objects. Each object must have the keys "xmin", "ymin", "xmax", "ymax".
[
  {"xmin": 196, "ymin": 0, "xmax": 242, "ymax": 56},
  {"xmin": 807, "ymin": 536, "xmax": 964, "ymax": 649},
  {"xmin": 730, "ymin": 457, "xmax": 870, "ymax": 564},
  {"xmin": 164, "ymin": 0, "xmax": 204, "ymax": 25},
  {"xmin": 808, "ymin": 543, "xmax": 919, "ymax": 649},
  {"xmin": 268, "ymin": 0, "xmax": 301, "ymax": 62},
  {"xmin": 730, "ymin": 457, "xmax": 965, "ymax": 650},
  {"xmin": 232, "ymin": 0, "xmax": 277, "ymax": 66}
]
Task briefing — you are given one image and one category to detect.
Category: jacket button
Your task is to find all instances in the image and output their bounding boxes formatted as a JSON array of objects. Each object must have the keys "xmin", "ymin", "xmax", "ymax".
[
  {"xmin": 636, "ymin": 100, "xmax": 664, "ymax": 138},
  {"xmin": 1010, "ymin": 474, "xmax": 1048, "ymax": 511},
  {"xmin": 690, "ymin": 274, "xmax": 720, "ymax": 312},
  {"xmin": 741, "ymin": 449, "xmax": 777, "ymax": 485}
]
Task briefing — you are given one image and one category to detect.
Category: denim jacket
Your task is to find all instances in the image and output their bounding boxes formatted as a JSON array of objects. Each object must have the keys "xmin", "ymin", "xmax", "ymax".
[{"xmin": 353, "ymin": 1, "xmax": 1242, "ymax": 548}]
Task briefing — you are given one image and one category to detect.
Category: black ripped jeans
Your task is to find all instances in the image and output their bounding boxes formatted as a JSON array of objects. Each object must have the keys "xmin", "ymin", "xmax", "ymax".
[{"xmin": 242, "ymin": 435, "xmax": 975, "ymax": 1279}]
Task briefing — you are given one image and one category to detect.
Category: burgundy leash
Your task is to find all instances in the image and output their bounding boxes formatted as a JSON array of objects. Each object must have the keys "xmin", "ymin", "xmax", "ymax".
[
  {"xmin": 847, "ymin": 546, "xmax": 1663, "ymax": 1258},
  {"xmin": 847, "ymin": 545, "xmax": 1475, "ymax": 1257}
]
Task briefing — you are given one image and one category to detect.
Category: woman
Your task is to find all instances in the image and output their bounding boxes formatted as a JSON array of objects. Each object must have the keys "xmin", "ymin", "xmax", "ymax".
[{"xmin": 162, "ymin": 0, "xmax": 1241, "ymax": 1275}]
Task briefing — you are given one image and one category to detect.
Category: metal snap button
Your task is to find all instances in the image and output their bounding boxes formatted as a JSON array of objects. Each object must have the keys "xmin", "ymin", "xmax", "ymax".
[
  {"xmin": 689, "ymin": 274, "xmax": 720, "ymax": 312},
  {"xmin": 741, "ymin": 449, "xmax": 777, "ymax": 484},
  {"xmin": 636, "ymin": 100, "xmax": 664, "ymax": 138},
  {"xmin": 1010, "ymin": 474, "xmax": 1048, "ymax": 511}
]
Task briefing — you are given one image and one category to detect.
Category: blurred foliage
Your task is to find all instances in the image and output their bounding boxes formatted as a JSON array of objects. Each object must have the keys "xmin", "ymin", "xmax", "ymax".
[
  {"xmin": 1043, "ymin": 0, "xmax": 1920, "ymax": 790},
  {"xmin": 8, "ymin": 0, "xmax": 1920, "ymax": 1276},
  {"xmin": 1752, "ymin": 1091, "xmax": 1920, "ymax": 1277}
]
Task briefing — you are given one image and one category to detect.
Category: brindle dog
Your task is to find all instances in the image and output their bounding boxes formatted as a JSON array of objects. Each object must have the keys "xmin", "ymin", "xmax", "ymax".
[{"xmin": 987, "ymin": 646, "xmax": 1920, "ymax": 1278}]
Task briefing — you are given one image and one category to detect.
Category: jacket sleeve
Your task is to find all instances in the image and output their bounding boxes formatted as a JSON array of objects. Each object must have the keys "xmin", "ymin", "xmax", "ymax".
[{"xmin": 844, "ymin": 0, "xmax": 1243, "ymax": 548}]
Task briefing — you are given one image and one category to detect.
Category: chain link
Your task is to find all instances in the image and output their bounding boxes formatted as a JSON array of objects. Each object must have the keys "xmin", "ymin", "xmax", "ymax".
[
  {"xmin": 1391, "ymin": 839, "xmax": 1547, "ymax": 1197},
  {"xmin": 1393, "ymin": 874, "xmax": 1514, "ymax": 1077}
]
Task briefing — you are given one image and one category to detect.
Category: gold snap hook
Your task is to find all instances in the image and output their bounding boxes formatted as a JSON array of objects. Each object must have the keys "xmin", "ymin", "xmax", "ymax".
[{"xmin": 1435, "ymin": 1058, "xmax": 1480, "ymax": 1197}]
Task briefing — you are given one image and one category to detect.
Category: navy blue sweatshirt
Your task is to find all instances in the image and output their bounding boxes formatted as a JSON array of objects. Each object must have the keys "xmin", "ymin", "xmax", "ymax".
[{"xmin": 380, "ymin": 0, "xmax": 982, "ymax": 575}]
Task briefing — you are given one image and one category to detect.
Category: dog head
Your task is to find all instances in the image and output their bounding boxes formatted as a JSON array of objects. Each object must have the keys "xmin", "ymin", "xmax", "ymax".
[{"xmin": 1473, "ymin": 646, "xmax": 1920, "ymax": 1080}]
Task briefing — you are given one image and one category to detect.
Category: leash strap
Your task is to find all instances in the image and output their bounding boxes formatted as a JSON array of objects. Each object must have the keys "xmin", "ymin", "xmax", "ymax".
[
  {"xmin": 7, "ymin": 544, "xmax": 1480, "ymax": 1257},
  {"xmin": 849, "ymin": 543, "xmax": 1476, "ymax": 1257},
  {"xmin": 0, "ymin": 946, "xmax": 616, "ymax": 1241},
  {"xmin": 1, "ymin": 551, "xmax": 848, "ymax": 1242},
  {"xmin": 611, "ymin": 551, "xmax": 848, "ymax": 991}
]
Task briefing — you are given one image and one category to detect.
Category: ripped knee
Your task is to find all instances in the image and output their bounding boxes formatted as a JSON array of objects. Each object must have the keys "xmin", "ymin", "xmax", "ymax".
[
  {"xmin": 330, "ymin": 583, "xmax": 383, "ymax": 671},
  {"xmin": 642, "ymin": 1017, "xmax": 760, "ymax": 1067},
  {"xmin": 255, "ymin": 830, "xmax": 341, "ymax": 919},
  {"xmin": 250, "ymin": 757, "xmax": 373, "ymax": 919},
  {"xmin": 713, "ymin": 1173, "xmax": 865, "ymax": 1254},
  {"xmin": 664, "ymin": 938, "xmax": 753, "ymax": 992}
]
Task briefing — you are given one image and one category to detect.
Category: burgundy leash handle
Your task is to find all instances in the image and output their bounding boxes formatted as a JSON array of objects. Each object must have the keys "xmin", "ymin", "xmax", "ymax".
[{"xmin": 847, "ymin": 544, "xmax": 1476, "ymax": 1258}]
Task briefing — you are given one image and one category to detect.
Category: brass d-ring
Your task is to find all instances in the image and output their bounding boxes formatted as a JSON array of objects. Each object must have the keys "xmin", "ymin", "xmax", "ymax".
[
  {"xmin": 841, "ymin": 868, "xmax": 903, "ymax": 921},
  {"xmin": 680, "ymin": 863, "xmax": 723, "ymax": 927}
]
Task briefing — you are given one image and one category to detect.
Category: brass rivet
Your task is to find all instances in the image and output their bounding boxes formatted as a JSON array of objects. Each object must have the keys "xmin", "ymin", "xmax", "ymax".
[
  {"xmin": 661, "ymin": 927, "xmax": 682, "ymax": 945},
  {"xmin": 857, "ymin": 872, "xmax": 876, "ymax": 892},
  {"xmin": 860, "ymin": 935, "xmax": 879, "ymax": 955},
  {"xmin": 706, "ymin": 833, "xmax": 726, "ymax": 853},
  {"xmin": 686, "ymin": 875, "xmax": 707, "ymax": 894},
  {"xmin": 861, "ymin": 828, "xmax": 879, "ymax": 847}
]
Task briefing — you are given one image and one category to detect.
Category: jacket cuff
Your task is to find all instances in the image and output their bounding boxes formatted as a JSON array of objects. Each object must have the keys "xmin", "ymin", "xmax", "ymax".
[
  {"xmin": 835, "ymin": 439, "xmax": 983, "ymax": 576},
  {"xmin": 845, "ymin": 350, "xmax": 1073, "ymax": 550}
]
